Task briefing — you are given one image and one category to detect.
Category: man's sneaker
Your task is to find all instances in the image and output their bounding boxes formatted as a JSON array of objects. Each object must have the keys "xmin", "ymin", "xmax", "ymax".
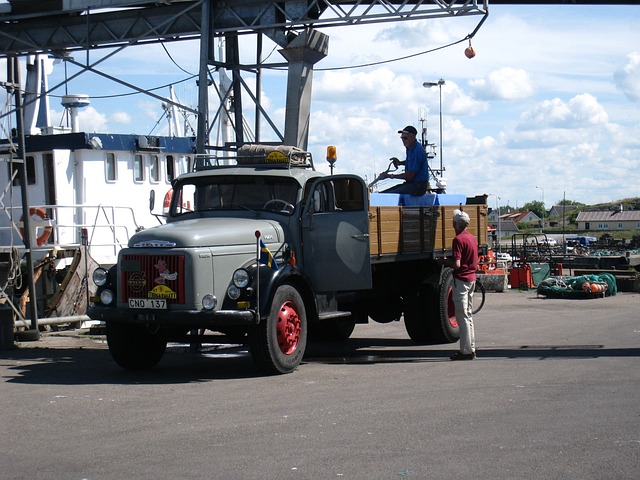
[{"xmin": 450, "ymin": 352, "xmax": 476, "ymax": 361}]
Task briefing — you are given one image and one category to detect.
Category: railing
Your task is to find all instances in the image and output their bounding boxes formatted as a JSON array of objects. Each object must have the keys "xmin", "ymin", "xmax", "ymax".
[
  {"xmin": 0, "ymin": 204, "xmax": 146, "ymax": 326},
  {"xmin": 0, "ymin": 204, "xmax": 143, "ymax": 262}
]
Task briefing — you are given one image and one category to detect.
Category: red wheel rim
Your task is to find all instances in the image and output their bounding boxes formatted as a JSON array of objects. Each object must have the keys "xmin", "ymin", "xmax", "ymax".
[
  {"xmin": 446, "ymin": 287, "xmax": 458, "ymax": 328},
  {"xmin": 276, "ymin": 300, "xmax": 301, "ymax": 355}
]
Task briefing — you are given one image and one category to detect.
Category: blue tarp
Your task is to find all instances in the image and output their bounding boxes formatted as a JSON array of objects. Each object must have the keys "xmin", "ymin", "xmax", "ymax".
[{"xmin": 369, "ymin": 193, "xmax": 467, "ymax": 207}]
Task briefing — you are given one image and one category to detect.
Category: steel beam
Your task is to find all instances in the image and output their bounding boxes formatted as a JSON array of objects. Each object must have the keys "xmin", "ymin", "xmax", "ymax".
[
  {"xmin": 280, "ymin": 28, "xmax": 329, "ymax": 149},
  {"xmin": 0, "ymin": 1, "xmax": 488, "ymax": 56}
]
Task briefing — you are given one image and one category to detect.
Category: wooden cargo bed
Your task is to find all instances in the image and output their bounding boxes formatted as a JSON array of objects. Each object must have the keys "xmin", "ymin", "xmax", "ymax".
[{"xmin": 368, "ymin": 204, "xmax": 488, "ymax": 257}]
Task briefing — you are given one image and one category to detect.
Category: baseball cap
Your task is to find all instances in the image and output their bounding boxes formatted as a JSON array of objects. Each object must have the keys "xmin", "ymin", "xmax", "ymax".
[{"xmin": 398, "ymin": 125, "xmax": 417, "ymax": 136}]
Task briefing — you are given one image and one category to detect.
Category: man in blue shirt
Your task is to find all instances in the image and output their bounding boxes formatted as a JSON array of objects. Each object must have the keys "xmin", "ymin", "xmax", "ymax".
[{"xmin": 379, "ymin": 125, "xmax": 430, "ymax": 196}]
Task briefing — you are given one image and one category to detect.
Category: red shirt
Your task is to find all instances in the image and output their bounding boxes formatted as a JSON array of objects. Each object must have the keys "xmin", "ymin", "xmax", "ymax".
[{"xmin": 452, "ymin": 229, "xmax": 478, "ymax": 282}]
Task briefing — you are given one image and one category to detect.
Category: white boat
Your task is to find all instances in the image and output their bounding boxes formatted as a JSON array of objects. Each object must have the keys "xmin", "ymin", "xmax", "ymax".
[
  {"xmin": 0, "ymin": 130, "xmax": 196, "ymax": 257},
  {"xmin": 0, "ymin": 57, "xmax": 196, "ymax": 326}
]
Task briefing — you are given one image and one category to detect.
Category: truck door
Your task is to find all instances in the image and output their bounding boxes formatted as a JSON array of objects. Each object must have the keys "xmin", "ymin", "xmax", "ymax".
[{"xmin": 301, "ymin": 175, "xmax": 372, "ymax": 292}]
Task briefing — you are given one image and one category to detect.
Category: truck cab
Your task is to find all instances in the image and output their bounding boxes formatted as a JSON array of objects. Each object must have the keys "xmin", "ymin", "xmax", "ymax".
[{"xmin": 89, "ymin": 146, "xmax": 372, "ymax": 373}]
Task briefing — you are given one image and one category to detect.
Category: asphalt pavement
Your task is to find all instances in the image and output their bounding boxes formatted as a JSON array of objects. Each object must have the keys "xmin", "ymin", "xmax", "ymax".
[{"xmin": 1, "ymin": 289, "xmax": 639, "ymax": 480}]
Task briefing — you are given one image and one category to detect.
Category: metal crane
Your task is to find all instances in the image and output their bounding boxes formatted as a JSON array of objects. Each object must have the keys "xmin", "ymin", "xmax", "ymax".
[{"xmin": 1, "ymin": 0, "xmax": 489, "ymax": 152}]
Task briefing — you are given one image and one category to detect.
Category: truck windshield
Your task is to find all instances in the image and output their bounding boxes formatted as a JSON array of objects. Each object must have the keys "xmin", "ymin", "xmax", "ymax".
[{"xmin": 172, "ymin": 176, "xmax": 300, "ymax": 215}]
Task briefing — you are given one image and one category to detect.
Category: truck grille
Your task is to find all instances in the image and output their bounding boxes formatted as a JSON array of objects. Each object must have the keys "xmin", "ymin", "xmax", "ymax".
[{"xmin": 120, "ymin": 254, "xmax": 186, "ymax": 304}]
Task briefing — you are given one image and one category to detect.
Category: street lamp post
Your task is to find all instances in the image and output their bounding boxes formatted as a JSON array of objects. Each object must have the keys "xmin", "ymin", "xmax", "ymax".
[
  {"xmin": 489, "ymin": 194, "xmax": 501, "ymax": 252},
  {"xmin": 422, "ymin": 78, "xmax": 445, "ymax": 175},
  {"xmin": 497, "ymin": 196, "xmax": 501, "ymax": 252},
  {"xmin": 536, "ymin": 186, "xmax": 545, "ymax": 233}
]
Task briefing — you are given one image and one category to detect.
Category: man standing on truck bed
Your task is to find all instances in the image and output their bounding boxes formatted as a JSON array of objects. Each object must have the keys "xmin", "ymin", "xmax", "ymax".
[
  {"xmin": 378, "ymin": 125, "xmax": 430, "ymax": 196},
  {"xmin": 436, "ymin": 209, "xmax": 478, "ymax": 361}
]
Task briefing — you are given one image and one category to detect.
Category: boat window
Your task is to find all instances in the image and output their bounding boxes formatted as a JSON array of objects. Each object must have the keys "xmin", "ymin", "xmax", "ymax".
[
  {"xmin": 166, "ymin": 155, "xmax": 175, "ymax": 182},
  {"xmin": 10, "ymin": 155, "xmax": 36, "ymax": 186},
  {"xmin": 134, "ymin": 154, "xmax": 145, "ymax": 183},
  {"xmin": 150, "ymin": 155, "xmax": 160, "ymax": 183},
  {"xmin": 105, "ymin": 153, "xmax": 117, "ymax": 182},
  {"xmin": 177, "ymin": 155, "xmax": 192, "ymax": 175},
  {"xmin": 173, "ymin": 176, "xmax": 300, "ymax": 216},
  {"xmin": 166, "ymin": 155, "xmax": 192, "ymax": 182}
]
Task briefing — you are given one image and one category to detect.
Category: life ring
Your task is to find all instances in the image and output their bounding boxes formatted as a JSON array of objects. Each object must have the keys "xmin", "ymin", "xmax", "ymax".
[
  {"xmin": 163, "ymin": 188, "xmax": 173, "ymax": 215},
  {"xmin": 19, "ymin": 207, "xmax": 52, "ymax": 246}
]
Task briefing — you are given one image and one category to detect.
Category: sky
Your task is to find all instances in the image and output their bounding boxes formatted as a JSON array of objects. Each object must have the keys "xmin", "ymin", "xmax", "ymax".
[{"xmin": 1, "ymin": 3, "xmax": 639, "ymax": 210}]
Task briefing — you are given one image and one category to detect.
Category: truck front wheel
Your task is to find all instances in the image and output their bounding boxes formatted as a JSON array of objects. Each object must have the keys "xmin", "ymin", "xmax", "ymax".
[
  {"xmin": 106, "ymin": 322, "xmax": 167, "ymax": 370},
  {"xmin": 249, "ymin": 284, "xmax": 307, "ymax": 374}
]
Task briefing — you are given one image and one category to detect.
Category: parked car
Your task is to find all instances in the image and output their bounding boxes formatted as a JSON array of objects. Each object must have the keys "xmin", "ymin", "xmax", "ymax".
[
  {"xmin": 540, "ymin": 238, "xmax": 558, "ymax": 246},
  {"xmin": 495, "ymin": 252, "xmax": 513, "ymax": 263}
]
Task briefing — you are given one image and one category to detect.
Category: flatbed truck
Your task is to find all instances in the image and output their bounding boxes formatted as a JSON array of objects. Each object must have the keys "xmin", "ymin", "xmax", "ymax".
[{"xmin": 88, "ymin": 145, "xmax": 488, "ymax": 373}]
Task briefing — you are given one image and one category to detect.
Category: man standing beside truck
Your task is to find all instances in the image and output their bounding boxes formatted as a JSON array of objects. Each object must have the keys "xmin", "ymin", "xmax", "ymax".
[
  {"xmin": 436, "ymin": 209, "xmax": 478, "ymax": 360},
  {"xmin": 379, "ymin": 125, "xmax": 430, "ymax": 196}
]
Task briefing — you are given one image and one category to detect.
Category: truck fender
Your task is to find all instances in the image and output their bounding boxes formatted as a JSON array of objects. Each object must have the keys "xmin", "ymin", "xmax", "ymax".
[{"xmin": 248, "ymin": 264, "xmax": 316, "ymax": 322}]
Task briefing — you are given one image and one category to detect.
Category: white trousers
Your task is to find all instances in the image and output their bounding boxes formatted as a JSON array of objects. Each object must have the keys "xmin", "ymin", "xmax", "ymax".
[{"xmin": 452, "ymin": 278, "xmax": 476, "ymax": 354}]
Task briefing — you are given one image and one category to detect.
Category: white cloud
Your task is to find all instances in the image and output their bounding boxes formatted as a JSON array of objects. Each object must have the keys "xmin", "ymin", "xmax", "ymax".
[
  {"xmin": 469, "ymin": 67, "xmax": 535, "ymax": 100},
  {"xmin": 314, "ymin": 68, "xmax": 415, "ymax": 105},
  {"xmin": 375, "ymin": 18, "xmax": 469, "ymax": 48},
  {"xmin": 110, "ymin": 111, "xmax": 132, "ymax": 125},
  {"xmin": 517, "ymin": 94, "xmax": 608, "ymax": 130},
  {"xmin": 77, "ymin": 107, "xmax": 108, "ymax": 133},
  {"xmin": 614, "ymin": 51, "xmax": 640, "ymax": 102},
  {"xmin": 439, "ymin": 83, "xmax": 489, "ymax": 116}
]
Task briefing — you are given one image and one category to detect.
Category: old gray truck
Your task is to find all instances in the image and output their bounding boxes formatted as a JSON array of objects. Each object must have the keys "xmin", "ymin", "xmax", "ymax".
[{"xmin": 88, "ymin": 145, "xmax": 488, "ymax": 374}]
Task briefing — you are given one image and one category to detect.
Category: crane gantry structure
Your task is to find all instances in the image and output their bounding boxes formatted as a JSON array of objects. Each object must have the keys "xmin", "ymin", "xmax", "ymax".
[
  {"xmin": 0, "ymin": 0, "xmax": 490, "ymax": 151},
  {"xmin": 0, "ymin": 1, "xmax": 490, "ymax": 54}
]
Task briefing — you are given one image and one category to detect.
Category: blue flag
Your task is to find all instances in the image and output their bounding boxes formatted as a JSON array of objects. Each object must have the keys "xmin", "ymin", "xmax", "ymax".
[{"xmin": 259, "ymin": 239, "xmax": 279, "ymax": 270}]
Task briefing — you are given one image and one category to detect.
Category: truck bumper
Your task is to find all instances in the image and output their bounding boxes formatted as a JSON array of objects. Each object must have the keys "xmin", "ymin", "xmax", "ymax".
[{"xmin": 88, "ymin": 306, "xmax": 259, "ymax": 327}]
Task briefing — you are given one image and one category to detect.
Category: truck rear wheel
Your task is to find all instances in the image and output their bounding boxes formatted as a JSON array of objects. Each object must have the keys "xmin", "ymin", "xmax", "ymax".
[
  {"xmin": 403, "ymin": 268, "xmax": 459, "ymax": 344},
  {"xmin": 249, "ymin": 284, "xmax": 307, "ymax": 374},
  {"xmin": 436, "ymin": 268, "xmax": 460, "ymax": 343},
  {"xmin": 106, "ymin": 322, "xmax": 167, "ymax": 370}
]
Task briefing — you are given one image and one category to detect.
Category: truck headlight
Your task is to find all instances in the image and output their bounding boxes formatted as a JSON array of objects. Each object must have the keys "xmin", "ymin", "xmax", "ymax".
[
  {"xmin": 93, "ymin": 267, "xmax": 109, "ymax": 286},
  {"xmin": 227, "ymin": 285, "xmax": 241, "ymax": 300},
  {"xmin": 232, "ymin": 269, "xmax": 250, "ymax": 288},
  {"xmin": 100, "ymin": 289, "xmax": 115, "ymax": 305},
  {"xmin": 202, "ymin": 294, "xmax": 217, "ymax": 310}
]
